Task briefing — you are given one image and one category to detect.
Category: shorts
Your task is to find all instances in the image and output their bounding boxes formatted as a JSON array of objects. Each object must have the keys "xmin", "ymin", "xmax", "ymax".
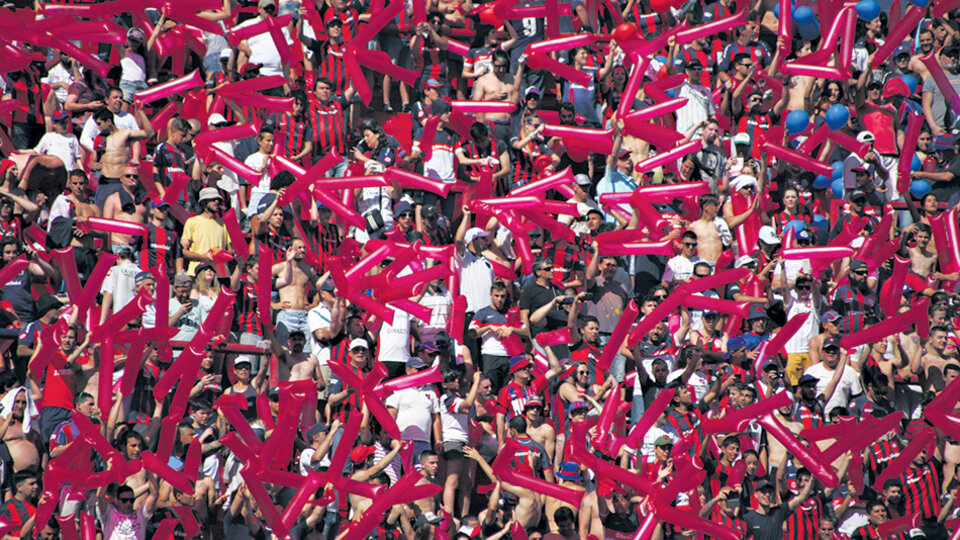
[
  {"xmin": 119, "ymin": 79, "xmax": 148, "ymax": 103},
  {"xmin": 443, "ymin": 441, "xmax": 466, "ymax": 460}
]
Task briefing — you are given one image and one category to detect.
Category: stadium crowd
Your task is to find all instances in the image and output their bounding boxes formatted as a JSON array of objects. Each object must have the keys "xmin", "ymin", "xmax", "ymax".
[{"xmin": 0, "ymin": 0, "xmax": 957, "ymax": 538}]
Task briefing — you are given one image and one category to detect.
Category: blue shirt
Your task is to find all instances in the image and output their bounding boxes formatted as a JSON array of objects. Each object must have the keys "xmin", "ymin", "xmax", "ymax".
[{"xmin": 596, "ymin": 167, "xmax": 637, "ymax": 223}]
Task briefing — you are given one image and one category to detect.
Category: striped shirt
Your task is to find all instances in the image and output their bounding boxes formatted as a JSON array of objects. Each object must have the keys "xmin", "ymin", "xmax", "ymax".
[
  {"xmin": 307, "ymin": 96, "xmax": 347, "ymax": 155},
  {"xmin": 267, "ymin": 111, "xmax": 312, "ymax": 161}
]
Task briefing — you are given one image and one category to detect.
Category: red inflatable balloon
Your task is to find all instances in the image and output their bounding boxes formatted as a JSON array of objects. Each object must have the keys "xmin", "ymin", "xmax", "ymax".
[{"xmin": 613, "ymin": 22, "xmax": 637, "ymax": 43}]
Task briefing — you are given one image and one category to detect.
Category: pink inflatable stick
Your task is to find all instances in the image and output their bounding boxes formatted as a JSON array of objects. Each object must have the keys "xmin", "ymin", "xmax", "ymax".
[
  {"xmin": 617, "ymin": 53, "xmax": 649, "ymax": 119},
  {"xmin": 540, "ymin": 125, "xmax": 613, "ymax": 154},
  {"xmin": 141, "ymin": 451, "xmax": 193, "ymax": 493},
  {"xmin": 528, "ymin": 33, "xmax": 596, "ymax": 55},
  {"xmin": 826, "ymin": 130, "xmax": 870, "ymax": 158},
  {"xmin": 508, "ymin": 166, "xmax": 576, "ymax": 198},
  {"xmin": 675, "ymin": 11, "xmax": 746, "ymax": 45},
  {"xmin": 229, "ymin": 93, "xmax": 294, "ymax": 113},
  {"xmin": 634, "ymin": 140, "xmax": 703, "ymax": 173},
  {"xmin": 450, "ymin": 100, "xmax": 517, "ymax": 115},
  {"xmin": 921, "ymin": 51, "xmax": 960, "ymax": 111},
  {"xmin": 596, "ymin": 301, "xmax": 639, "ymax": 372},
  {"xmin": 934, "ymin": 0, "xmax": 960, "ymax": 16},
  {"xmin": 898, "ymin": 113, "xmax": 923, "ymax": 194},
  {"xmin": 349, "ymin": 0, "xmax": 404, "ymax": 47},
  {"xmin": 339, "ymin": 471, "xmax": 442, "ymax": 540},
  {"xmin": 386, "ymin": 167, "xmax": 452, "ymax": 197},
  {"xmin": 761, "ymin": 141, "xmax": 834, "ymax": 176},
  {"xmin": 351, "ymin": 48, "xmax": 420, "ymax": 87},
  {"xmin": 132, "ymin": 69, "xmax": 203, "ymax": 107},
  {"xmin": 374, "ymin": 365, "xmax": 442, "ymax": 398},
  {"xmin": 759, "ymin": 414, "xmax": 838, "ymax": 487},
  {"xmin": 81, "ymin": 217, "xmax": 148, "ymax": 238},
  {"xmin": 621, "ymin": 117, "xmax": 685, "ymax": 146},
  {"xmin": 871, "ymin": 7, "xmax": 925, "ymax": 68},
  {"xmin": 343, "ymin": 50, "xmax": 372, "ymax": 105},
  {"xmin": 781, "ymin": 246, "xmax": 855, "ymax": 260},
  {"xmin": 752, "ymin": 312, "xmax": 811, "ymax": 375},
  {"xmin": 193, "ymin": 122, "xmax": 260, "ymax": 149},
  {"xmin": 218, "ymin": 76, "xmax": 288, "ymax": 96},
  {"xmin": 841, "ymin": 298, "xmax": 930, "ymax": 349},
  {"xmin": 526, "ymin": 52, "xmax": 592, "ymax": 87}
]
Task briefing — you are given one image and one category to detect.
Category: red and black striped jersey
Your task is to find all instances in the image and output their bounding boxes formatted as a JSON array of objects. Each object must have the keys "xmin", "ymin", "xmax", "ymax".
[
  {"xmin": 771, "ymin": 209, "xmax": 812, "ymax": 235},
  {"xmin": 785, "ymin": 495, "xmax": 823, "ymax": 540},
  {"xmin": 898, "ymin": 458, "xmax": 942, "ymax": 520},
  {"xmin": 865, "ymin": 438, "xmax": 902, "ymax": 486},
  {"xmin": 236, "ymin": 279, "xmax": 263, "ymax": 336},
  {"xmin": 267, "ymin": 111, "xmax": 312, "ymax": 160},
  {"xmin": 307, "ymin": 95, "xmax": 347, "ymax": 155},
  {"xmin": 9, "ymin": 66, "xmax": 44, "ymax": 124}
]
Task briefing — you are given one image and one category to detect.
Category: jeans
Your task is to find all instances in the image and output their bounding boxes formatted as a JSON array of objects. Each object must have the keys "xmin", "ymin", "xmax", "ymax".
[
  {"xmin": 599, "ymin": 333, "xmax": 626, "ymax": 382},
  {"xmin": 482, "ymin": 354, "xmax": 510, "ymax": 396},
  {"xmin": 119, "ymin": 79, "xmax": 148, "ymax": 103},
  {"xmin": 240, "ymin": 331, "xmax": 264, "ymax": 372},
  {"xmin": 276, "ymin": 309, "xmax": 309, "ymax": 351},
  {"xmin": 323, "ymin": 159, "xmax": 348, "ymax": 178}
]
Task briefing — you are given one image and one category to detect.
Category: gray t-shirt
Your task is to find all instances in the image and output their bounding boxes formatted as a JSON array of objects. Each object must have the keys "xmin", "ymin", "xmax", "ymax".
[{"xmin": 922, "ymin": 73, "xmax": 960, "ymax": 130}]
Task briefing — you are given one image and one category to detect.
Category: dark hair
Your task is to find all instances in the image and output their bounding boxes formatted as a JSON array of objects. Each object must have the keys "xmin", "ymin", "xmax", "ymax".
[
  {"xmin": 699, "ymin": 193, "xmax": 720, "ymax": 208},
  {"xmin": 490, "ymin": 281, "xmax": 508, "ymax": 292},
  {"xmin": 470, "ymin": 122, "xmax": 490, "ymax": 141},
  {"xmin": 315, "ymin": 77, "xmax": 334, "ymax": 90},
  {"xmin": 189, "ymin": 397, "xmax": 212, "ymax": 411},
  {"xmin": 94, "ymin": 108, "xmax": 114, "ymax": 123},
  {"xmin": 579, "ymin": 315, "xmax": 599, "ymax": 328},
  {"xmin": 75, "ymin": 392, "xmax": 94, "ymax": 407},
  {"xmin": 115, "ymin": 484, "xmax": 135, "ymax": 498},
  {"xmin": 0, "ymin": 370, "xmax": 19, "ymax": 393},
  {"xmin": 420, "ymin": 449, "xmax": 438, "ymax": 461},
  {"xmin": 554, "ymin": 506, "xmax": 575, "ymax": 524},
  {"xmin": 291, "ymin": 89, "xmax": 309, "ymax": 110},
  {"xmin": 559, "ymin": 102, "xmax": 575, "ymax": 114},
  {"xmin": 681, "ymin": 230, "xmax": 698, "ymax": 242},
  {"xmin": 171, "ymin": 117, "xmax": 191, "ymax": 134},
  {"xmin": 865, "ymin": 500, "xmax": 887, "ymax": 514},
  {"xmin": 882, "ymin": 478, "xmax": 902, "ymax": 490},
  {"xmin": 732, "ymin": 53, "xmax": 751, "ymax": 66},
  {"xmin": 270, "ymin": 170, "xmax": 297, "ymax": 190},
  {"xmin": 107, "ymin": 85, "xmax": 123, "ymax": 98},
  {"xmin": 508, "ymin": 415, "xmax": 527, "ymax": 433},
  {"xmin": 492, "ymin": 49, "xmax": 509, "ymax": 67},
  {"xmin": 13, "ymin": 470, "xmax": 38, "ymax": 488},
  {"xmin": 721, "ymin": 435, "xmax": 740, "ymax": 448},
  {"xmin": 257, "ymin": 126, "xmax": 275, "ymax": 140}
]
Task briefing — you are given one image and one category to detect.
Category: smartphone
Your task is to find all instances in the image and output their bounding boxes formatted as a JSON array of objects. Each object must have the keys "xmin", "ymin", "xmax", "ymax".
[
  {"xmin": 256, "ymin": 340, "xmax": 268, "ymax": 349},
  {"xmin": 559, "ymin": 296, "xmax": 575, "ymax": 305}
]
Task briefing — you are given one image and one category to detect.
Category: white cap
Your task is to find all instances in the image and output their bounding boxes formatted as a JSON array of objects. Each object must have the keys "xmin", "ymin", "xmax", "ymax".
[
  {"xmin": 856, "ymin": 130, "xmax": 876, "ymax": 143},
  {"xmin": 731, "ymin": 175, "xmax": 759, "ymax": 192},
  {"xmin": 234, "ymin": 355, "xmax": 253, "ymax": 366},
  {"xmin": 464, "ymin": 227, "xmax": 491, "ymax": 244},
  {"xmin": 732, "ymin": 132, "xmax": 751, "ymax": 145},
  {"xmin": 349, "ymin": 338, "xmax": 368, "ymax": 350},
  {"xmin": 734, "ymin": 255, "xmax": 757, "ymax": 268},
  {"xmin": 758, "ymin": 225, "xmax": 780, "ymax": 245},
  {"xmin": 207, "ymin": 113, "xmax": 228, "ymax": 127}
]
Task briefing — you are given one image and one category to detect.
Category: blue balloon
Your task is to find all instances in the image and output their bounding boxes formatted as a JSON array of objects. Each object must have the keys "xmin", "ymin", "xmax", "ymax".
[
  {"xmin": 784, "ymin": 220, "xmax": 806, "ymax": 234},
  {"xmin": 824, "ymin": 104, "xmax": 850, "ymax": 130},
  {"xmin": 793, "ymin": 6, "xmax": 815, "ymax": 25},
  {"xmin": 908, "ymin": 0, "xmax": 929, "ymax": 6},
  {"xmin": 798, "ymin": 20, "xmax": 820, "ymax": 41},
  {"xmin": 901, "ymin": 75, "xmax": 917, "ymax": 95},
  {"xmin": 831, "ymin": 178, "xmax": 844, "ymax": 199},
  {"xmin": 811, "ymin": 214, "xmax": 828, "ymax": 231},
  {"xmin": 813, "ymin": 175, "xmax": 832, "ymax": 189},
  {"xmin": 773, "ymin": 3, "xmax": 779, "ymax": 17},
  {"xmin": 786, "ymin": 110, "xmax": 810, "ymax": 135},
  {"xmin": 832, "ymin": 161, "xmax": 844, "ymax": 180},
  {"xmin": 910, "ymin": 180, "xmax": 931, "ymax": 198},
  {"xmin": 856, "ymin": 0, "xmax": 881, "ymax": 20},
  {"xmin": 911, "ymin": 155, "xmax": 922, "ymax": 172}
]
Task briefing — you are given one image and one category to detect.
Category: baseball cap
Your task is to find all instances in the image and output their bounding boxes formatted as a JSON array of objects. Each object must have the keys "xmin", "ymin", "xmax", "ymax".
[
  {"xmin": 258, "ymin": 0, "xmax": 277, "ymax": 8},
  {"xmin": 240, "ymin": 62, "xmax": 262, "ymax": 76},
  {"xmin": 234, "ymin": 356, "xmax": 253, "ymax": 367},
  {"xmin": 735, "ymin": 255, "xmax": 758, "ymax": 268},
  {"xmin": 349, "ymin": 338, "xmax": 369, "ymax": 351},
  {"xmin": 394, "ymin": 200, "xmax": 413, "ymax": 216},
  {"xmin": 150, "ymin": 199, "xmax": 170, "ymax": 209},
  {"xmin": 464, "ymin": 227, "xmax": 490, "ymax": 244},
  {"xmin": 306, "ymin": 423, "xmax": 328, "ymax": 439},
  {"xmin": 823, "ymin": 336, "xmax": 842, "ymax": 349},
  {"xmin": 725, "ymin": 337, "xmax": 746, "ymax": 357},
  {"xmin": 849, "ymin": 259, "xmax": 869, "ymax": 272},
  {"xmin": 52, "ymin": 110, "xmax": 70, "ymax": 122},
  {"xmin": 525, "ymin": 86, "xmax": 541, "ymax": 98},
  {"xmin": 758, "ymin": 225, "xmax": 780, "ymax": 245},
  {"xmin": 256, "ymin": 193, "xmax": 278, "ymax": 215},
  {"xmin": 36, "ymin": 294, "xmax": 62, "ymax": 316},
  {"xmin": 350, "ymin": 445, "xmax": 377, "ymax": 463},
  {"xmin": 127, "ymin": 27, "xmax": 145, "ymax": 43},
  {"xmin": 424, "ymin": 78, "xmax": 444, "ymax": 90},
  {"xmin": 134, "ymin": 270, "xmax": 155, "ymax": 284},
  {"xmin": 430, "ymin": 99, "xmax": 452, "ymax": 115},
  {"xmin": 406, "ymin": 356, "xmax": 428, "ymax": 369},
  {"xmin": 762, "ymin": 360, "xmax": 779, "ymax": 371},
  {"xmin": 207, "ymin": 113, "xmax": 229, "ymax": 127},
  {"xmin": 567, "ymin": 401, "xmax": 589, "ymax": 415},
  {"xmin": 894, "ymin": 44, "xmax": 911, "ymax": 58},
  {"xmin": 747, "ymin": 304, "xmax": 767, "ymax": 320},
  {"xmin": 821, "ymin": 310, "xmax": 841, "ymax": 324},
  {"xmin": 509, "ymin": 355, "xmax": 532, "ymax": 373},
  {"xmin": 798, "ymin": 374, "xmax": 819, "ymax": 386},
  {"xmin": 617, "ymin": 149, "xmax": 631, "ymax": 159},
  {"xmin": 195, "ymin": 262, "xmax": 214, "ymax": 275},
  {"xmin": 756, "ymin": 480, "xmax": 775, "ymax": 492},
  {"xmin": 856, "ymin": 131, "xmax": 876, "ymax": 143},
  {"xmin": 732, "ymin": 132, "xmax": 751, "ymax": 146},
  {"xmin": 684, "ymin": 59, "xmax": 703, "ymax": 70},
  {"xmin": 556, "ymin": 462, "xmax": 581, "ymax": 482},
  {"xmin": 173, "ymin": 273, "xmax": 194, "ymax": 287},
  {"xmin": 523, "ymin": 397, "xmax": 543, "ymax": 410},
  {"xmin": 319, "ymin": 279, "xmax": 335, "ymax": 292},
  {"xmin": 421, "ymin": 205, "xmax": 438, "ymax": 220},
  {"xmin": 574, "ymin": 173, "xmax": 592, "ymax": 186},
  {"xmin": 654, "ymin": 435, "xmax": 674, "ymax": 447},
  {"xmin": 198, "ymin": 187, "xmax": 222, "ymax": 202}
]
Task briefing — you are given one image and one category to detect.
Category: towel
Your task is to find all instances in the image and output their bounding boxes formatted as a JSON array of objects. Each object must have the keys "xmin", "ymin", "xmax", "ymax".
[{"xmin": 0, "ymin": 386, "xmax": 40, "ymax": 434}]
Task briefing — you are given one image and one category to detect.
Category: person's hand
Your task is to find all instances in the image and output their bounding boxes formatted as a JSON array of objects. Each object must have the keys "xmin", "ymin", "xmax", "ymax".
[
  {"xmin": 390, "ymin": 439, "xmax": 401, "ymax": 450},
  {"xmin": 461, "ymin": 204, "xmax": 471, "ymax": 215},
  {"xmin": 298, "ymin": 6, "xmax": 308, "ymax": 16},
  {"xmin": 200, "ymin": 426, "xmax": 215, "ymax": 442},
  {"xmin": 279, "ymin": 300, "xmax": 292, "ymax": 310},
  {"xmin": 200, "ymin": 373, "xmax": 216, "ymax": 386},
  {"xmin": 591, "ymin": 240, "xmax": 599, "ymax": 255},
  {"xmin": 746, "ymin": 349, "xmax": 759, "ymax": 361},
  {"xmin": 86, "ymin": 100, "xmax": 104, "ymax": 110},
  {"xmin": 315, "ymin": 379, "xmax": 325, "ymax": 392},
  {"xmin": 463, "ymin": 445, "xmax": 481, "ymax": 461},
  {"xmin": 416, "ymin": 22, "xmax": 429, "ymax": 34}
]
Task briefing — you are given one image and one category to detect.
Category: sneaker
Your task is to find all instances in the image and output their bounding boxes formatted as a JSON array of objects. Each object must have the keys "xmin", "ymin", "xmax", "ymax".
[
  {"xmin": 383, "ymin": 102, "xmax": 394, "ymax": 113},
  {"xmin": 401, "ymin": 103, "xmax": 412, "ymax": 113}
]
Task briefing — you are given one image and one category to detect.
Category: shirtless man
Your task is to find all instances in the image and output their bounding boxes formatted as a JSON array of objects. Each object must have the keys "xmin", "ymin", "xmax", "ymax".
[
  {"xmin": 0, "ymin": 388, "xmax": 40, "ymax": 474},
  {"xmin": 270, "ymin": 329, "xmax": 324, "ymax": 388},
  {"xmin": 346, "ymin": 440, "xmax": 402, "ymax": 521},
  {"xmin": 808, "ymin": 310, "xmax": 842, "ymax": 367},
  {"xmin": 63, "ymin": 170, "xmax": 101, "ymax": 252},
  {"xmin": 523, "ymin": 398, "xmax": 556, "ymax": 465},
  {"xmin": 908, "ymin": 29, "xmax": 936, "ymax": 80},
  {"xmin": 91, "ymin": 106, "xmax": 153, "ymax": 210},
  {"xmin": 103, "ymin": 165, "xmax": 147, "ymax": 251},
  {"xmin": 116, "ymin": 430, "xmax": 156, "ymax": 510},
  {"xmin": 765, "ymin": 401, "xmax": 802, "ymax": 474},
  {"xmin": 922, "ymin": 326, "xmax": 958, "ymax": 392},
  {"xmin": 545, "ymin": 463, "xmax": 602, "ymax": 539},
  {"xmin": 687, "ymin": 193, "xmax": 731, "ymax": 265},
  {"xmin": 900, "ymin": 223, "xmax": 938, "ymax": 280},
  {"xmin": 414, "ymin": 450, "xmax": 442, "ymax": 515},
  {"xmin": 471, "ymin": 49, "xmax": 524, "ymax": 141},
  {"xmin": 273, "ymin": 239, "xmax": 323, "ymax": 348}
]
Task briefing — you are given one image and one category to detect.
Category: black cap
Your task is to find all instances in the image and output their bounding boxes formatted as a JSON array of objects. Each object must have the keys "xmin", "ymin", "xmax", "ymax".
[
  {"xmin": 756, "ymin": 480, "xmax": 775, "ymax": 492},
  {"xmin": 849, "ymin": 260, "xmax": 868, "ymax": 272},
  {"xmin": 823, "ymin": 336, "xmax": 841, "ymax": 349},
  {"xmin": 430, "ymin": 99, "xmax": 452, "ymax": 115},
  {"xmin": 36, "ymin": 294, "xmax": 63, "ymax": 316}
]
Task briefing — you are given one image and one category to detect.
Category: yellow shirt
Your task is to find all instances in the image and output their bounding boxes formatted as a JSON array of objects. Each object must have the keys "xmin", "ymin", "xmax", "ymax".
[{"xmin": 182, "ymin": 215, "xmax": 231, "ymax": 274}]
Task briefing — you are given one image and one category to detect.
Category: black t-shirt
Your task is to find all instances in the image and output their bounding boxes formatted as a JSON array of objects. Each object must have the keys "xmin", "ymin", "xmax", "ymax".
[
  {"xmin": 605, "ymin": 511, "xmax": 640, "ymax": 533},
  {"xmin": 930, "ymin": 154, "xmax": 960, "ymax": 204},
  {"xmin": 223, "ymin": 509, "xmax": 267, "ymax": 540},
  {"xmin": 743, "ymin": 503, "xmax": 792, "ymax": 540},
  {"xmin": 518, "ymin": 280, "xmax": 564, "ymax": 337}
]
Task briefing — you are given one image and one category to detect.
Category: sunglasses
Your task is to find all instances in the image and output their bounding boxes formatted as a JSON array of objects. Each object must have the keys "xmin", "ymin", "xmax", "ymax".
[
  {"xmin": 119, "ymin": 497, "xmax": 135, "ymax": 503},
  {"xmin": 852, "ymin": 270, "xmax": 868, "ymax": 276},
  {"xmin": 796, "ymin": 285, "xmax": 811, "ymax": 290},
  {"xmin": 123, "ymin": 174, "xmax": 139, "ymax": 179},
  {"xmin": 235, "ymin": 364, "xmax": 251, "ymax": 370},
  {"xmin": 683, "ymin": 242, "xmax": 698, "ymax": 248},
  {"xmin": 398, "ymin": 212, "xmax": 413, "ymax": 218}
]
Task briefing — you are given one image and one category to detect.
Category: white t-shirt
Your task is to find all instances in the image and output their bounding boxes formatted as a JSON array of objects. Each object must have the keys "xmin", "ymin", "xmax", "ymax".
[
  {"xmin": 784, "ymin": 292, "xmax": 818, "ymax": 354},
  {"xmin": 243, "ymin": 152, "xmax": 272, "ymax": 193},
  {"xmin": 102, "ymin": 505, "xmax": 148, "ymax": 540},
  {"xmin": 299, "ymin": 446, "xmax": 330, "ymax": 474},
  {"xmin": 378, "ymin": 307, "xmax": 411, "ymax": 364},
  {"xmin": 235, "ymin": 16, "xmax": 292, "ymax": 77},
  {"xmin": 663, "ymin": 254, "xmax": 702, "ymax": 283},
  {"xmin": 384, "ymin": 387, "xmax": 438, "ymax": 443},
  {"xmin": 417, "ymin": 287, "xmax": 452, "ymax": 344},
  {"xmin": 120, "ymin": 52, "xmax": 146, "ymax": 83},
  {"xmin": 439, "ymin": 393, "xmax": 469, "ymax": 443},
  {"xmin": 100, "ymin": 261, "xmax": 140, "ymax": 314},
  {"xmin": 44, "ymin": 62, "xmax": 75, "ymax": 104},
  {"xmin": 34, "ymin": 132, "xmax": 82, "ymax": 171},
  {"xmin": 307, "ymin": 304, "xmax": 332, "ymax": 366},
  {"xmin": 456, "ymin": 249, "xmax": 493, "ymax": 313},
  {"xmin": 804, "ymin": 362, "xmax": 862, "ymax": 415}
]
